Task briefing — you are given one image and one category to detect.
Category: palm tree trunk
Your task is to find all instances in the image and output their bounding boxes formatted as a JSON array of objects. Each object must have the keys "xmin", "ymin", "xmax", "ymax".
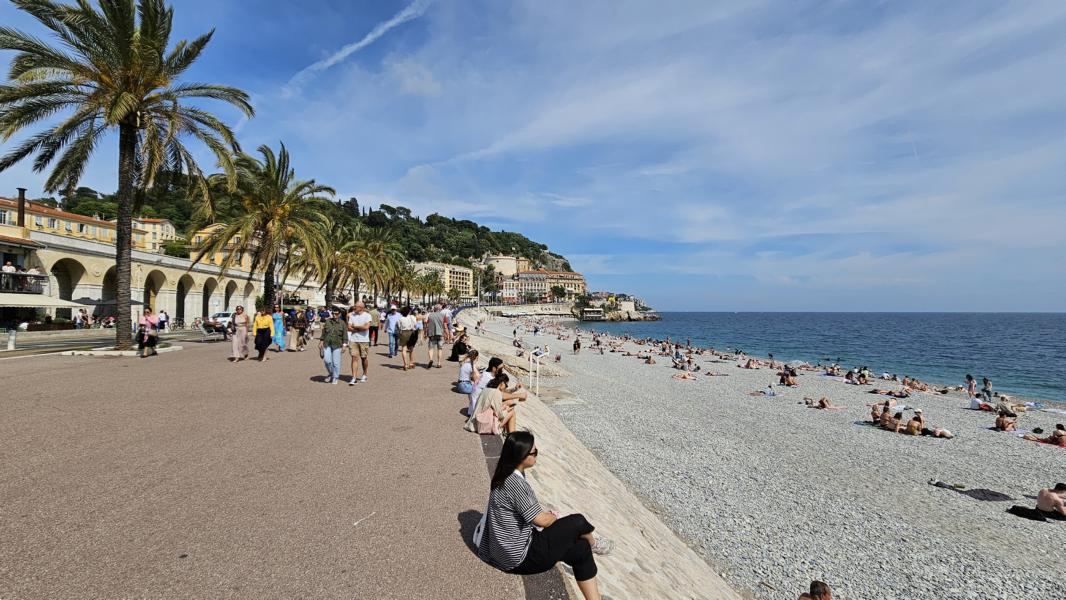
[
  {"xmin": 323, "ymin": 266, "xmax": 335, "ymax": 307},
  {"xmin": 114, "ymin": 122, "xmax": 137, "ymax": 350},
  {"xmin": 263, "ymin": 262, "xmax": 275, "ymax": 309}
]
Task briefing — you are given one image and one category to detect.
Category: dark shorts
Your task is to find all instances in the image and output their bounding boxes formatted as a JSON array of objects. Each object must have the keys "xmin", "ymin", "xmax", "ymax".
[{"xmin": 429, "ymin": 335, "xmax": 443, "ymax": 349}]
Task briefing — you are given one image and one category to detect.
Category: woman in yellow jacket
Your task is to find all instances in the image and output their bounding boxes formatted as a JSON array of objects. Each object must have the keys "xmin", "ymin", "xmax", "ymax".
[{"xmin": 252, "ymin": 306, "xmax": 275, "ymax": 361}]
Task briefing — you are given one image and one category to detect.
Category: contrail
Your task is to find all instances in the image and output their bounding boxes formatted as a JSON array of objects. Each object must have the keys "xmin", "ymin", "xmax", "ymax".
[{"xmin": 282, "ymin": 0, "xmax": 434, "ymax": 96}]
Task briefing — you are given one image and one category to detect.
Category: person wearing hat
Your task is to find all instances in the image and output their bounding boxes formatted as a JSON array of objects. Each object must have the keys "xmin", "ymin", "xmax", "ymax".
[{"xmin": 448, "ymin": 331, "xmax": 470, "ymax": 362}]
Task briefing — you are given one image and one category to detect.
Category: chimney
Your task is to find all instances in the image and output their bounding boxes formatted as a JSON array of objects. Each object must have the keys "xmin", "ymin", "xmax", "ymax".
[{"xmin": 16, "ymin": 187, "xmax": 27, "ymax": 227}]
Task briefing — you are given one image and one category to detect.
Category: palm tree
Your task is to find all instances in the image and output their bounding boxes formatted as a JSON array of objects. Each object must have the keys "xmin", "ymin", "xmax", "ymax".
[
  {"xmin": 418, "ymin": 271, "xmax": 441, "ymax": 305},
  {"xmin": 0, "ymin": 0, "xmax": 252, "ymax": 349},
  {"xmin": 193, "ymin": 143, "xmax": 333, "ymax": 306}
]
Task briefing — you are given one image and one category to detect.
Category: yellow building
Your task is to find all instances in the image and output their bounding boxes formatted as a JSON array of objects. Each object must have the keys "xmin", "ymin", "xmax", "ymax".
[
  {"xmin": 413, "ymin": 261, "xmax": 475, "ymax": 301},
  {"xmin": 189, "ymin": 224, "xmax": 254, "ymax": 269},
  {"xmin": 501, "ymin": 269, "xmax": 587, "ymax": 303},
  {"xmin": 0, "ymin": 197, "xmax": 149, "ymax": 249},
  {"xmin": 0, "ymin": 191, "xmax": 326, "ymax": 324},
  {"xmin": 131, "ymin": 217, "xmax": 178, "ymax": 253}
]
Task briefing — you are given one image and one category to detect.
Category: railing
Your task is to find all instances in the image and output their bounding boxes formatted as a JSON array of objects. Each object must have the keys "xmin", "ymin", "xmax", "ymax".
[
  {"xmin": 528, "ymin": 348, "xmax": 543, "ymax": 396},
  {"xmin": 0, "ymin": 272, "xmax": 47, "ymax": 294}
]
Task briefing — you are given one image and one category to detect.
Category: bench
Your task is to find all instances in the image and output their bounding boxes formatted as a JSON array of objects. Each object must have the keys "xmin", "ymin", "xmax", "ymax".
[{"xmin": 198, "ymin": 323, "xmax": 225, "ymax": 342}]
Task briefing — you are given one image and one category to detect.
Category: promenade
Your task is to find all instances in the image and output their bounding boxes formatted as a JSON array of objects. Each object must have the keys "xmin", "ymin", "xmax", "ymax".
[{"xmin": 0, "ymin": 341, "xmax": 546, "ymax": 599}]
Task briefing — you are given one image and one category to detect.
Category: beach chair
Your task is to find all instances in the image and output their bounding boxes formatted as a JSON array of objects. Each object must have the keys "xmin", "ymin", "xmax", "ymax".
[{"xmin": 198, "ymin": 323, "xmax": 225, "ymax": 342}]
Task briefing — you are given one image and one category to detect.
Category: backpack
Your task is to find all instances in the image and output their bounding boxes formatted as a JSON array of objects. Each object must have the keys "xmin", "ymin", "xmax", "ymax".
[{"xmin": 475, "ymin": 408, "xmax": 500, "ymax": 435}]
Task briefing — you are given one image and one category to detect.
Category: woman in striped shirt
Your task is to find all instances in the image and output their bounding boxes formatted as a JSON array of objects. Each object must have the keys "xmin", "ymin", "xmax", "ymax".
[{"xmin": 478, "ymin": 431, "xmax": 612, "ymax": 599}]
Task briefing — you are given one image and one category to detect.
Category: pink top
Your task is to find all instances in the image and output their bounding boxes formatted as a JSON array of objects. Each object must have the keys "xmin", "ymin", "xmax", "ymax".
[{"xmin": 138, "ymin": 314, "xmax": 158, "ymax": 327}]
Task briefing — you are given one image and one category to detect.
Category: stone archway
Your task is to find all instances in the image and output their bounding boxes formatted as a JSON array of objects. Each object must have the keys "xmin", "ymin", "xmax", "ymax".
[
  {"xmin": 176, "ymin": 274, "xmax": 194, "ymax": 325},
  {"xmin": 98, "ymin": 266, "xmax": 118, "ymax": 319},
  {"xmin": 50, "ymin": 257, "xmax": 87, "ymax": 320},
  {"xmin": 201, "ymin": 277, "xmax": 219, "ymax": 318},
  {"xmin": 243, "ymin": 282, "xmax": 256, "ymax": 311},
  {"xmin": 142, "ymin": 270, "xmax": 167, "ymax": 312},
  {"xmin": 224, "ymin": 280, "xmax": 238, "ymax": 311}
]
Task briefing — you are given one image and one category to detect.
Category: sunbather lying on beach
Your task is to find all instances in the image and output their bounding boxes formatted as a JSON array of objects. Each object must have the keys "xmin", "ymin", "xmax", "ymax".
[
  {"xmin": 1022, "ymin": 424, "xmax": 1066, "ymax": 447},
  {"xmin": 672, "ymin": 372, "xmax": 697, "ymax": 381},
  {"xmin": 904, "ymin": 410, "xmax": 954, "ymax": 438},
  {"xmin": 739, "ymin": 358, "xmax": 760, "ymax": 369},
  {"xmin": 1036, "ymin": 483, "xmax": 1066, "ymax": 519},
  {"xmin": 994, "ymin": 411, "xmax": 1017, "ymax": 432},
  {"xmin": 748, "ymin": 385, "xmax": 776, "ymax": 397},
  {"xmin": 804, "ymin": 396, "xmax": 843, "ymax": 410},
  {"xmin": 881, "ymin": 411, "xmax": 903, "ymax": 431},
  {"xmin": 869, "ymin": 388, "xmax": 910, "ymax": 399},
  {"xmin": 704, "ymin": 372, "xmax": 729, "ymax": 377}
]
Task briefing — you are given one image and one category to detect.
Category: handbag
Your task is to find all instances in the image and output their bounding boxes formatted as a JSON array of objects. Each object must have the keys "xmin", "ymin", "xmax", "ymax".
[
  {"xmin": 472, "ymin": 505, "xmax": 489, "ymax": 548},
  {"xmin": 475, "ymin": 408, "xmax": 500, "ymax": 435}
]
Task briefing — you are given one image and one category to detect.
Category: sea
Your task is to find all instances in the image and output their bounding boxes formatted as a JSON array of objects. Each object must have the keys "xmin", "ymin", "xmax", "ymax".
[{"xmin": 575, "ymin": 312, "xmax": 1066, "ymax": 404}]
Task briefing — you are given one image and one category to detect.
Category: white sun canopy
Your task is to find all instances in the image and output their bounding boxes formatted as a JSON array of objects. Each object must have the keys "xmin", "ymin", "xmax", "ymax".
[{"xmin": 0, "ymin": 294, "xmax": 92, "ymax": 308}]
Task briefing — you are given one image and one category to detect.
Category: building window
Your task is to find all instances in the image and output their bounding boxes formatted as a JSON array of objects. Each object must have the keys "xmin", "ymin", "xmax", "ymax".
[
  {"xmin": 0, "ymin": 210, "xmax": 7, "ymax": 225},
  {"xmin": 152, "ymin": 232, "xmax": 157, "ymax": 239},
  {"xmin": 77, "ymin": 223, "xmax": 86, "ymax": 233},
  {"xmin": 34, "ymin": 215, "xmax": 42, "ymax": 226},
  {"xmin": 65, "ymin": 222, "xmax": 72, "ymax": 232},
  {"xmin": 48, "ymin": 218, "xmax": 57, "ymax": 228}
]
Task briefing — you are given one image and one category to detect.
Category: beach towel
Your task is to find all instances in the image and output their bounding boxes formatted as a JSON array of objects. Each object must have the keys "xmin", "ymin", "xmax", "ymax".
[
  {"xmin": 1006, "ymin": 506, "xmax": 1065, "ymax": 522},
  {"xmin": 983, "ymin": 426, "xmax": 1031, "ymax": 435},
  {"xmin": 1040, "ymin": 408, "xmax": 1066, "ymax": 416}
]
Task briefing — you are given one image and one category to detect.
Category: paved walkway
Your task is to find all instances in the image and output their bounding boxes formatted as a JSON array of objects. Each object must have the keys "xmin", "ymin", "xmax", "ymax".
[{"xmin": 0, "ymin": 341, "xmax": 528, "ymax": 599}]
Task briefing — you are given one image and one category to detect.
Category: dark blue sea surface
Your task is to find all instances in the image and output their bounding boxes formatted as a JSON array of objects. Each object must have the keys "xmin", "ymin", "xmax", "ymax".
[{"xmin": 577, "ymin": 312, "xmax": 1066, "ymax": 403}]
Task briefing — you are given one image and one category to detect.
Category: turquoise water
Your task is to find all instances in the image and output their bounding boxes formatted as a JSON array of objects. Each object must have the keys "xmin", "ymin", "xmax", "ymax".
[{"xmin": 577, "ymin": 312, "xmax": 1066, "ymax": 403}]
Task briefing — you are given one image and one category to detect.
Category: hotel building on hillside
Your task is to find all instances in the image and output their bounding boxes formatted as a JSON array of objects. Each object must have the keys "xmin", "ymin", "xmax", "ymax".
[
  {"xmin": 413, "ymin": 261, "xmax": 475, "ymax": 302},
  {"xmin": 130, "ymin": 217, "xmax": 178, "ymax": 252},
  {"xmin": 501, "ymin": 268, "xmax": 587, "ymax": 303}
]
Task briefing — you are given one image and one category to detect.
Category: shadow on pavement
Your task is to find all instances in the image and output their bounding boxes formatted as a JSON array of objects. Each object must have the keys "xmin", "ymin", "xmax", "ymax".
[{"xmin": 457, "ymin": 510, "xmax": 482, "ymax": 554}]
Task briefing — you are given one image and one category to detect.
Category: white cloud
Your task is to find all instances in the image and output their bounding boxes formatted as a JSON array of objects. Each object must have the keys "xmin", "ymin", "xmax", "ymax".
[{"xmin": 282, "ymin": 0, "xmax": 435, "ymax": 97}]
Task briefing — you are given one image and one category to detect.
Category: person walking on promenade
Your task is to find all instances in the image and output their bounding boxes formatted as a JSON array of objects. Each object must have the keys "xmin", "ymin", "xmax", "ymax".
[
  {"xmin": 385, "ymin": 305, "xmax": 401, "ymax": 358},
  {"xmin": 397, "ymin": 306, "xmax": 418, "ymax": 370},
  {"xmin": 346, "ymin": 302, "xmax": 372, "ymax": 385},
  {"xmin": 320, "ymin": 309, "xmax": 347, "ymax": 384},
  {"xmin": 368, "ymin": 304, "xmax": 380, "ymax": 346},
  {"xmin": 157, "ymin": 309, "xmax": 168, "ymax": 332},
  {"xmin": 477, "ymin": 432, "xmax": 611, "ymax": 600},
  {"xmin": 137, "ymin": 307, "xmax": 159, "ymax": 358},
  {"xmin": 425, "ymin": 303, "xmax": 446, "ymax": 368},
  {"xmin": 271, "ymin": 304, "xmax": 286, "ymax": 352},
  {"xmin": 253, "ymin": 307, "xmax": 274, "ymax": 361},
  {"xmin": 229, "ymin": 305, "xmax": 250, "ymax": 361}
]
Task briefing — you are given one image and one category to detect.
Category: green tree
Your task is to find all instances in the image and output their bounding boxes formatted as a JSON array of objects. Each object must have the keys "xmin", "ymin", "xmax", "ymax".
[
  {"xmin": 550, "ymin": 285, "xmax": 567, "ymax": 301},
  {"xmin": 193, "ymin": 143, "xmax": 332, "ymax": 305},
  {"xmin": 0, "ymin": 0, "xmax": 252, "ymax": 349},
  {"xmin": 162, "ymin": 239, "xmax": 188, "ymax": 257}
]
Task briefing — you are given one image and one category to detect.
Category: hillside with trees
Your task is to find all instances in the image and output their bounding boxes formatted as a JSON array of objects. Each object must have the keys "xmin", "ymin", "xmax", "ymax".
[{"xmin": 44, "ymin": 182, "xmax": 571, "ymax": 271}]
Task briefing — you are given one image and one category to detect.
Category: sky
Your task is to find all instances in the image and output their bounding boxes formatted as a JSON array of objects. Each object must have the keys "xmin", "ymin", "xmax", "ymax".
[{"xmin": 1, "ymin": 0, "xmax": 1065, "ymax": 311}]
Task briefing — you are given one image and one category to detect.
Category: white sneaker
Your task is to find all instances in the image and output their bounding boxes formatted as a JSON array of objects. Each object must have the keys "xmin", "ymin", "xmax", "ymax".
[
  {"xmin": 332, "ymin": 378, "xmax": 339, "ymax": 385},
  {"xmin": 325, "ymin": 377, "xmax": 333, "ymax": 384},
  {"xmin": 359, "ymin": 375, "xmax": 367, "ymax": 383},
  {"xmin": 349, "ymin": 377, "xmax": 358, "ymax": 385},
  {"xmin": 591, "ymin": 535, "xmax": 614, "ymax": 556}
]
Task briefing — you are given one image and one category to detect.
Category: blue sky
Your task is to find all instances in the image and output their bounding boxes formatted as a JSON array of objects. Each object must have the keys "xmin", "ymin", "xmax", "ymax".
[{"xmin": 2, "ymin": 0, "xmax": 1065, "ymax": 311}]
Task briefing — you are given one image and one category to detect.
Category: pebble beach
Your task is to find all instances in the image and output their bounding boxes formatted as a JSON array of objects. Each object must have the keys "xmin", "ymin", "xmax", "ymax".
[{"xmin": 480, "ymin": 316, "xmax": 1065, "ymax": 599}]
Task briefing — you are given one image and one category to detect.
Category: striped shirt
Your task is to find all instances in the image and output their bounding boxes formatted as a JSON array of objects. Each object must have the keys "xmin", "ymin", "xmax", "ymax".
[{"xmin": 478, "ymin": 470, "xmax": 542, "ymax": 571}]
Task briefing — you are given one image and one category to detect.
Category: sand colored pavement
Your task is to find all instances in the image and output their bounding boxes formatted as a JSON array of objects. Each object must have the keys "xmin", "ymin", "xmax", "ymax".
[{"xmin": 0, "ymin": 341, "xmax": 524, "ymax": 599}]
